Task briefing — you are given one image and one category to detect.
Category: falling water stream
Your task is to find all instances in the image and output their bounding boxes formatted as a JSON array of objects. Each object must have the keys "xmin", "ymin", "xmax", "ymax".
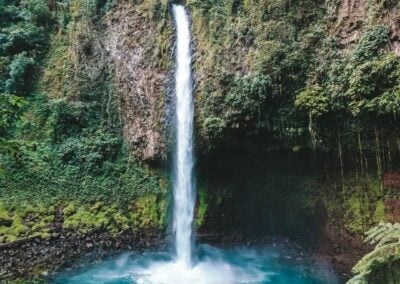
[
  {"xmin": 54, "ymin": 5, "xmax": 340, "ymax": 284},
  {"xmin": 172, "ymin": 4, "xmax": 195, "ymax": 267}
]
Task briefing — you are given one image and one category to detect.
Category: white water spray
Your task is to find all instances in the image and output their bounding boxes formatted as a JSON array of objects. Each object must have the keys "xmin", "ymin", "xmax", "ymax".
[{"xmin": 172, "ymin": 4, "xmax": 195, "ymax": 266}]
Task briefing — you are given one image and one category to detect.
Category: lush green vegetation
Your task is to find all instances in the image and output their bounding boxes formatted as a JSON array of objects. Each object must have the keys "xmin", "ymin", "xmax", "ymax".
[
  {"xmin": 0, "ymin": 196, "xmax": 166, "ymax": 243},
  {"xmin": 0, "ymin": 0, "xmax": 169, "ymax": 245},
  {"xmin": 189, "ymin": 0, "xmax": 400, "ymax": 168},
  {"xmin": 0, "ymin": 0, "xmax": 51, "ymax": 154},
  {"xmin": 189, "ymin": 0, "xmax": 327, "ymax": 149}
]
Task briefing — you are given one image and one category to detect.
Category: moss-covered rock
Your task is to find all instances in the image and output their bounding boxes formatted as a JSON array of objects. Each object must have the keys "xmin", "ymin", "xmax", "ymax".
[
  {"xmin": 322, "ymin": 177, "xmax": 386, "ymax": 235},
  {"xmin": 130, "ymin": 195, "xmax": 166, "ymax": 229},
  {"xmin": 0, "ymin": 195, "xmax": 168, "ymax": 246},
  {"xmin": 0, "ymin": 202, "xmax": 12, "ymax": 226},
  {"xmin": 0, "ymin": 214, "xmax": 28, "ymax": 243},
  {"xmin": 0, "ymin": 203, "xmax": 59, "ymax": 243},
  {"xmin": 63, "ymin": 207, "xmax": 109, "ymax": 234},
  {"xmin": 62, "ymin": 198, "xmax": 167, "ymax": 236},
  {"xmin": 63, "ymin": 204, "xmax": 76, "ymax": 217}
]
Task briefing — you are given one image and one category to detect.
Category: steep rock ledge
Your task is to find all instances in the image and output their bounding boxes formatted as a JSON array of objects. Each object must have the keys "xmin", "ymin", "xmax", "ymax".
[
  {"xmin": 334, "ymin": 0, "xmax": 400, "ymax": 53},
  {"xmin": 104, "ymin": 2, "xmax": 173, "ymax": 161}
]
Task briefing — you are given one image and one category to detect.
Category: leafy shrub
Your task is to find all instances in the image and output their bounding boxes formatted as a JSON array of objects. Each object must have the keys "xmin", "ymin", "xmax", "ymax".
[
  {"xmin": 347, "ymin": 54, "xmax": 400, "ymax": 116},
  {"xmin": 57, "ymin": 130, "xmax": 121, "ymax": 173},
  {"xmin": 0, "ymin": 93, "xmax": 26, "ymax": 137},
  {"xmin": 0, "ymin": 56, "xmax": 10, "ymax": 80},
  {"xmin": 5, "ymin": 52, "xmax": 35, "ymax": 95},
  {"xmin": 0, "ymin": 0, "xmax": 51, "ymax": 98},
  {"xmin": 295, "ymin": 84, "xmax": 329, "ymax": 118},
  {"xmin": 202, "ymin": 116, "xmax": 226, "ymax": 141},
  {"xmin": 49, "ymin": 99, "xmax": 89, "ymax": 141},
  {"xmin": 352, "ymin": 26, "xmax": 389, "ymax": 62},
  {"xmin": 19, "ymin": 0, "xmax": 52, "ymax": 26},
  {"xmin": 0, "ymin": 24, "xmax": 47, "ymax": 55},
  {"xmin": 225, "ymin": 74, "xmax": 271, "ymax": 125}
]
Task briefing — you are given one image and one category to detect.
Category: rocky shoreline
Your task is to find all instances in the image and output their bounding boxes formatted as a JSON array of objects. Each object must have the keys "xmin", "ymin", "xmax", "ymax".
[{"xmin": 0, "ymin": 229, "xmax": 164, "ymax": 282}]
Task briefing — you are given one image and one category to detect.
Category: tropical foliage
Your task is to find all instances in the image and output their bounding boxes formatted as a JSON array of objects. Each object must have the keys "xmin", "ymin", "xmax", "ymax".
[{"xmin": 348, "ymin": 223, "xmax": 400, "ymax": 284}]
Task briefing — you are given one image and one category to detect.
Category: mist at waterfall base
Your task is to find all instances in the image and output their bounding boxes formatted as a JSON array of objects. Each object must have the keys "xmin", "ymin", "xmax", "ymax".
[
  {"xmin": 54, "ymin": 5, "xmax": 339, "ymax": 283},
  {"xmin": 55, "ymin": 244, "xmax": 339, "ymax": 284}
]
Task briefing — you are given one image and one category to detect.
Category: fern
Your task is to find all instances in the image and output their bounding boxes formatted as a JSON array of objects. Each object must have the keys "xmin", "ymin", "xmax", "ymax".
[
  {"xmin": 364, "ymin": 223, "xmax": 400, "ymax": 248},
  {"xmin": 348, "ymin": 223, "xmax": 400, "ymax": 283}
]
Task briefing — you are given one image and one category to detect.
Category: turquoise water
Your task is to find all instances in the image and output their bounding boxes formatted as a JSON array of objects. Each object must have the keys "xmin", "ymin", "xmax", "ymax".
[{"xmin": 54, "ymin": 244, "xmax": 339, "ymax": 284}]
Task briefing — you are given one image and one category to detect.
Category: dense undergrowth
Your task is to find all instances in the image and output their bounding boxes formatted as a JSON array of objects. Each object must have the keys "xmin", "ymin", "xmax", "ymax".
[
  {"xmin": 0, "ymin": 0, "xmax": 170, "ymax": 244},
  {"xmin": 189, "ymin": 0, "xmax": 400, "ymax": 162}
]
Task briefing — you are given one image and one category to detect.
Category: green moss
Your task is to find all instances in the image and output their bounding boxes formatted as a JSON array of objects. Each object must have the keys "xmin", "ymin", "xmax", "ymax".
[
  {"xmin": 344, "ymin": 195, "xmax": 364, "ymax": 233},
  {"xmin": 131, "ymin": 195, "xmax": 165, "ymax": 229},
  {"xmin": 0, "ymin": 214, "xmax": 29, "ymax": 242},
  {"xmin": 39, "ymin": 232, "xmax": 52, "ymax": 240},
  {"xmin": 63, "ymin": 203, "xmax": 137, "ymax": 235},
  {"xmin": 94, "ymin": 211, "xmax": 110, "ymax": 228},
  {"xmin": 373, "ymin": 200, "xmax": 386, "ymax": 223},
  {"xmin": 63, "ymin": 203, "xmax": 76, "ymax": 217},
  {"xmin": 322, "ymin": 176, "xmax": 388, "ymax": 235},
  {"xmin": 195, "ymin": 189, "xmax": 208, "ymax": 226},
  {"xmin": 90, "ymin": 202, "xmax": 104, "ymax": 213},
  {"xmin": 13, "ymin": 224, "xmax": 28, "ymax": 236},
  {"xmin": 4, "ymin": 234, "xmax": 17, "ymax": 243},
  {"xmin": 63, "ymin": 208, "xmax": 98, "ymax": 233},
  {"xmin": 0, "ymin": 196, "xmax": 166, "ymax": 243},
  {"xmin": 42, "ymin": 215, "xmax": 55, "ymax": 223},
  {"xmin": 112, "ymin": 212, "xmax": 130, "ymax": 231},
  {"xmin": 31, "ymin": 214, "xmax": 55, "ymax": 234},
  {"xmin": 0, "ymin": 202, "xmax": 11, "ymax": 225},
  {"xmin": 0, "ymin": 202, "xmax": 63, "ymax": 243}
]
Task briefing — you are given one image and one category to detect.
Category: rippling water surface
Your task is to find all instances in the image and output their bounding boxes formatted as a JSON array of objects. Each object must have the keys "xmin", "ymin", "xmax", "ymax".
[{"xmin": 54, "ymin": 244, "xmax": 339, "ymax": 284}]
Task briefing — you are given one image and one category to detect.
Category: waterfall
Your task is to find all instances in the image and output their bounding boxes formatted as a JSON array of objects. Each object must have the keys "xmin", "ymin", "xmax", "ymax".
[
  {"xmin": 54, "ymin": 4, "xmax": 340, "ymax": 284},
  {"xmin": 172, "ymin": 5, "xmax": 195, "ymax": 267}
]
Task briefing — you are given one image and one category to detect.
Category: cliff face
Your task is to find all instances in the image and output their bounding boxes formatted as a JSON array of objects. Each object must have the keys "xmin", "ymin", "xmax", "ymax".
[
  {"xmin": 104, "ymin": 1, "xmax": 173, "ymax": 161},
  {"xmin": 335, "ymin": 0, "xmax": 400, "ymax": 54},
  {"xmin": 103, "ymin": 0, "xmax": 399, "ymax": 160},
  {"xmin": 187, "ymin": 0, "xmax": 400, "ymax": 154}
]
